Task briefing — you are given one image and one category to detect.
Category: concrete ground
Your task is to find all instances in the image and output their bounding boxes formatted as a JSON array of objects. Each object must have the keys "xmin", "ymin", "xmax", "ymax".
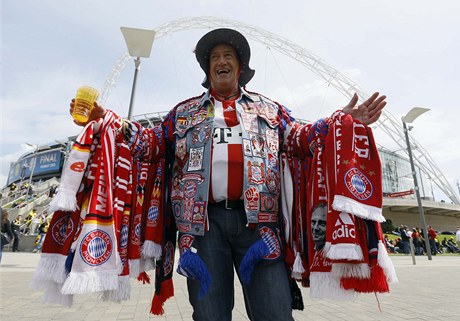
[{"xmin": 1, "ymin": 252, "xmax": 459, "ymax": 321}]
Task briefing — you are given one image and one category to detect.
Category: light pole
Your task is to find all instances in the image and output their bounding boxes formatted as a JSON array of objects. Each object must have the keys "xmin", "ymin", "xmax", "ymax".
[
  {"xmin": 120, "ymin": 27, "xmax": 156, "ymax": 120},
  {"xmin": 25, "ymin": 143, "xmax": 39, "ymax": 199},
  {"xmin": 401, "ymin": 107, "xmax": 432, "ymax": 260}
]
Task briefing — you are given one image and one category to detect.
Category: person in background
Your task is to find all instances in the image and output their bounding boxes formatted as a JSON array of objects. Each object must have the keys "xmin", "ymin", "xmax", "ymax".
[
  {"xmin": 456, "ymin": 227, "xmax": 460, "ymax": 250},
  {"xmin": 11, "ymin": 214, "xmax": 22, "ymax": 252},
  {"xmin": 427, "ymin": 225, "xmax": 437, "ymax": 256},
  {"xmin": 1, "ymin": 208, "xmax": 14, "ymax": 263}
]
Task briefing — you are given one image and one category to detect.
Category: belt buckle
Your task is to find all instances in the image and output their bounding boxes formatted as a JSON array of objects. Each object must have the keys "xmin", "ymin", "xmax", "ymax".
[{"xmin": 225, "ymin": 199, "xmax": 232, "ymax": 210}]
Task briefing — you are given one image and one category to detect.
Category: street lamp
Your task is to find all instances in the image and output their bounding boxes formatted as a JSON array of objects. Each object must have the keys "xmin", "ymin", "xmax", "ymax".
[
  {"xmin": 25, "ymin": 143, "xmax": 39, "ymax": 199},
  {"xmin": 120, "ymin": 27, "xmax": 156, "ymax": 120},
  {"xmin": 401, "ymin": 107, "xmax": 432, "ymax": 260}
]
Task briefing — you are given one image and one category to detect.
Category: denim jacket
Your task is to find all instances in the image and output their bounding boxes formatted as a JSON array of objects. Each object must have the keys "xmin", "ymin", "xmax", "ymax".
[{"xmin": 125, "ymin": 87, "xmax": 316, "ymax": 236}]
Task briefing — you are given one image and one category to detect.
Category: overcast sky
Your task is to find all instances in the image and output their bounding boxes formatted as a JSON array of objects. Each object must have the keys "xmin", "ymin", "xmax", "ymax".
[{"xmin": 2, "ymin": 0, "xmax": 459, "ymax": 201}]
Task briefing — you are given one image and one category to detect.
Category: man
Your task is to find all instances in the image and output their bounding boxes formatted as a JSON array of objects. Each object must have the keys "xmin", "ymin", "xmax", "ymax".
[
  {"xmin": 11, "ymin": 214, "xmax": 22, "ymax": 252},
  {"xmin": 399, "ymin": 225, "xmax": 410, "ymax": 254},
  {"xmin": 71, "ymin": 28, "xmax": 386, "ymax": 320},
  {"xmin": 456, "ymin": 227, "xmax": 460, "ymax": 251},
  {"xmin": 427, "ymin": 225, "xmax": 437, "ymax": 255},
  {"xmin": 311, "ymin": 204, "xmax": 327, "ymax": 251}
]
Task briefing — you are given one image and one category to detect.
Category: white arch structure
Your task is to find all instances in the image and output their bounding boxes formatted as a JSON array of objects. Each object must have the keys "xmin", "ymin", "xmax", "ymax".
[{"xmin": 101, "ymin": 16, "xmax": 459, "ymax": 205}]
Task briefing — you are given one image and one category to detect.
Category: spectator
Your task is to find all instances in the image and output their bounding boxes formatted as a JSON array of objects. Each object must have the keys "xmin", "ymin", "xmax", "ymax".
[
  {"xmin": 384, "ymin": 235, "xmax": 395, "ymax": 253},
  {"xmin": 11, "ymin": 214, "xmax": 22, "ymax": 252},
  {"xmin": 399, "ymin": 225, "xmax": 410, "ymax": 254},
  {"xmin": 1, "ymin": 208, "xmax": 14, "ymax": 263},
  {"xmin": 33, "ymin": 218, "xmax": 48, "ymax": 253},
  {"xmin": 456, "ymin": 227, "xmax": 460, "ymax": 250},
  {"xmin": 427, "ymin": 226, "xmax": 437, "ymax": 256},
  {"xmin": 23, "ymin": 209, "xmax": 37, "ymax": 235},
  {"xmin": 447, "ymin": 238, "xmax": 459, "ymax": 253},
  {"xmin": 394, "ymin": 238, "xmax": 404, "ymax": 254},
  {"xmin": 412, "ymin": 228, "xmax": 422, "ymax": 255}
]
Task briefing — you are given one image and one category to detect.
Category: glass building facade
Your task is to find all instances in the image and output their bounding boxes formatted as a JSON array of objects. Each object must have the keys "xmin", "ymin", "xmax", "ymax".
[{"xmin": 379, "ymin": 149, "xmax": 430, "ymax": 199}]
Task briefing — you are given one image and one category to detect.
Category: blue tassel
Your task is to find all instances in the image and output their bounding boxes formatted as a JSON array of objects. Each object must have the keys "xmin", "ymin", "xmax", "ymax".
[
  {"xmin": 239, "ymin": 239, "xmax": 270, "ymax": 285},
  {"xmin": 178, "ymin": 250, "xmax": 211, "ymax": 299},
  {"xmin": 64, "ymin": 249, "xmax": 75, "ymax": 275}
]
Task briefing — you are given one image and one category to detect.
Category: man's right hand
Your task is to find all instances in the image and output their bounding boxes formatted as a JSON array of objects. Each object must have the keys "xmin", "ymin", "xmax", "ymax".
[{"xmin": 69, "ymin": 99, "xmax": 107, "ymax": 126}]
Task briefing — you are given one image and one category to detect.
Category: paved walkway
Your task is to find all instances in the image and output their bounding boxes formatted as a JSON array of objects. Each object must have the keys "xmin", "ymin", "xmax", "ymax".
[{"xmin": 1, "ymin": 252, "xmax": 459, "ymax": 320}]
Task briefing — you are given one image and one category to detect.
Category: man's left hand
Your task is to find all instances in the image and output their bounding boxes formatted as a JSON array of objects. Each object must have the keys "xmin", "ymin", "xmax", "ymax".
[{"xmin": 342, "ymin": 92, "xmax": 386, "ymax": 125}]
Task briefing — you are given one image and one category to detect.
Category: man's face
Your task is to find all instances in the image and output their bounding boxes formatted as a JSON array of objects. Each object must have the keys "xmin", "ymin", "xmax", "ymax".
[
  {"xmin": 208, "ymin": 44, "xmax": 241, "ymax": 94},
  {"xmin": 311, "ymin": 204, "xmax": 327, "ymax": 250}
]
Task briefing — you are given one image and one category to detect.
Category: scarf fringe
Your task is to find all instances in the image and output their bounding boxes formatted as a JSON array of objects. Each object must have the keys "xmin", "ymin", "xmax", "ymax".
[
  {"xmin": 377, "ymin": 242, "xmax": 398, "ymax": 284},
  {"xmin": 61, "ymin": 269, "xmax": 120, "ymax": 294},
  {"xmin": 324, "ymin": 243, "xmax": 364, "ymax": 261},
  {"xmin": 142, "ymin": 240, "xmax": 162, "ymax": 260},
  {"xmin": 178, "ymin": 250, "xmax": 211, "ymax": 298},
  {"xmin": 291, "ymin": 252, "xmax": 305, "ymax": 280},
  {"xmin": 309, "ymin": 272, "xmax": 356, "ymax": 300},
  {"xmin": 140, "ymin": 256, "xmax": 155, "ymax": 273},
  {"xmin": 239, "ymin": 239, "xmax": 270, "ymax": 285},
  {"xmin": 333, "ymin": 196, "xmax": 385, "ymax": 222},
  {"xmin": 49, "ymin": 188, "xmax": 78, "ymax": 212},
  {"xmin": 129, "ymin": 259, "xmax": 140, "ymax": 278},
  {"xmin": 331, "ymin": 263, "xmax": 370, "ymax": 279},
  {"xmin": 41, "ymin": 281, "xmax": 74, "ymax": 307},
  {"xmin": 100, "ymin": 275, "xmax": 131, "ymax": 303},
  {"xmin": 150, "ymin": 278, "xmax": 174, "ymax": 315},
  {"xmin": 30, "ymin": 253, "xmax": 67, "ymax": 288}
]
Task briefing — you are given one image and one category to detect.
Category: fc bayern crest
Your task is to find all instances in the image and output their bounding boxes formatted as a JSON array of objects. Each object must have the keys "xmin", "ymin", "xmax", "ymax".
[
  {"xmin": 163, "ymin": 241, "xmax": 174, "ymax": 276},
  {"xmin": 259, "ymin": 226, "xmax": 281, "ymax": 260},
  {"xmin": 51, "ymin": 216, "xmax": 74, "ymax": 246},
  {"xmin": 80, "ymin": 229, "xmax": 113, "ymax": 266},
  {"xmin": 344, "ymin": 167, "xmax": 373, "ymax": 200}
]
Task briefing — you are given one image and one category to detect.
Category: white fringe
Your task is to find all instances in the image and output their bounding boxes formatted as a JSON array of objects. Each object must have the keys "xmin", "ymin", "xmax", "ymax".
[
  {"xmin": 332, "ymin": 195, "xmax": 385, "ymax": 222},
  {"xmin": 100, "ymin": 275, "xmax": 131, "ymax": 303},
  {"xmin": 30, "ymin": 253, "xmax": 67, "ymax": 289},
  {"xmin": 141, "ymin": 240, "xmax": 162, "ymax": 260},
  {"xmin": 41, "ymin": 281, "xmax": 74, "ymax": 307},
  {"xmin": 378, "ymin": 241, "xmax": 398, "ymax": 284},
  {"xmin": 129, "ymin": 259, "xmax": 140, "ymax": 278},
  {"xmin": 60, "ymin": 269, "xmax": 120, "ymax": 294},
  {"xmin": 291, "ymin": 252, "xmax": 305, "ymax": 280},
  {"xmin": 309, "ymin": 272, "xmax": 356, "ymax": 300},
  {"xmin": 331, "ymin": 263, "xmax": 370, "ymax": 279},
  {"xmin": 325, "ymin": 243, "xmax": 364, "ymax": 261},
  {"xmin": 49, "ymin": 188, "xmax": 78, "ymax": 212},
  {"xmin": 140, "ymin": 257, "xmax": 155, "ymax": 273}
]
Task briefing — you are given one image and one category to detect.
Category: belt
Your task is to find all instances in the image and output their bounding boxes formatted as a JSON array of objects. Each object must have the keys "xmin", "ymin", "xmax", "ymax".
[{"xmin": 211, "ymin": 199, "xmax": 244, "ymax": 210}]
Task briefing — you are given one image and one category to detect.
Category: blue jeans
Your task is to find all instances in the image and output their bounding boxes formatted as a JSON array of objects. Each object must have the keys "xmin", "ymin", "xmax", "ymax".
[{"xmin": 187, "ymin": 204, "xmax": 294, "ymax": 321}]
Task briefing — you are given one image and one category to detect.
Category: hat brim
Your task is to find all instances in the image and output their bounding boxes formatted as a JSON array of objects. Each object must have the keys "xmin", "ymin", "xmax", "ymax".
[{"xmin": 195, "ymin": 28, "xmax": 255, "ymax": 88}]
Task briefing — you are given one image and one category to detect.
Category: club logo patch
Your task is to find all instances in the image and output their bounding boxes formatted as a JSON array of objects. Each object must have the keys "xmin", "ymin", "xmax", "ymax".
[
  {"xmin": 163, "ymin": 241, "xmax": 174, "ymax": 276},
  {"xmin": 51, "ymin": 216, "xmax": 74, "ymax": 246},
  {"xmin": 80, "ymin": 229, "xmax": 113, "ymax": 266},
  {"xmin": 344, "ymin": 167, "xmax": 373, "ymax": 200},
  {"xmin": 259, "ymin": 226, "xmax": 281, "ymax": 260}
]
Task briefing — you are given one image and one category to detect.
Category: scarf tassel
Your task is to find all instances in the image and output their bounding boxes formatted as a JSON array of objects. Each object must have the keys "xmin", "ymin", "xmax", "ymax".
[
  {"xmin": 49, "ymin": 188, "xmax": 78, "ymax": 212},
  {"xmin": 178, "ymin": 250, "xmax": 211, "ymax": 298},
  {"xmin": 341, "ymin": 262, "xmax": 389, "ymax": 293},
  {"xmin": 150, "ymin": 278, "xmax": 174, "ymax": 315},
  {"xmin": 291, "ymin": 252, "xmax": 306, "ymax": 280},
  {"xmin": 377, "ymin": 241, "xmax": 398, "ymax": 284},
  {"xmin": 41, "ymin": 281, "xmax": 74, "ymax": 307},
  {"xmin": 100, "ymin": 275, "xmax": 131, "ymax": 303},
  {"xmin": 239, "ymin": 239, "xmax": 269, "ymax": 285},
  {"xmin": 137, "ymin": 271, "xmax": 151, "ymax": 284}
]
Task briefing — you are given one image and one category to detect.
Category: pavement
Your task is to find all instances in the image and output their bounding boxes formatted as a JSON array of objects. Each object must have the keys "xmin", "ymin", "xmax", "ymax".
[{"xmin": 1, "ymin": 252, "xmax": 459, "ymax": 321}]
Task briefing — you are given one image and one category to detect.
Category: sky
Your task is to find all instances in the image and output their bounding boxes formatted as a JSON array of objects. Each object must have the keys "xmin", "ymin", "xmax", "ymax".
[{"xmin": 1, "ymin": 0, "xmax": 459, "ymax": 202}]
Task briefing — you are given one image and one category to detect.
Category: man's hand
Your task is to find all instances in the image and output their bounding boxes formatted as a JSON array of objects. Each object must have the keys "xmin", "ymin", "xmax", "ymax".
[
  {"xmin": 69, "ymin": 99, "xmax": 107, "ymax": 126},
  {"xmin": 342, "ymin": 92, "xmax": 386, "ymax": 125}
]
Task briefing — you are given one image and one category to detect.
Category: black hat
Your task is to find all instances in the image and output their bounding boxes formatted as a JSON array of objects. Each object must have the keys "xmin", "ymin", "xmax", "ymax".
[{"xmin": 195, "ymin": 28, "xmax": 255, "ymax": 88}]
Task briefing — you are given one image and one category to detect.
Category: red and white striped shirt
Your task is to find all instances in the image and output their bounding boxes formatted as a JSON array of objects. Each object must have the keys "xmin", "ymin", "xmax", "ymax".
[{"xmin": 209, "ymin": 96, "xmax": 244, "ymax": 202}]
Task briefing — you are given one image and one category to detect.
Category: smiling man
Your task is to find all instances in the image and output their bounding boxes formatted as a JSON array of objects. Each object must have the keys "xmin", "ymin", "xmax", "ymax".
[{"xmin": 70, "ymin": 28, "xmax": 386, "ymax": 321}]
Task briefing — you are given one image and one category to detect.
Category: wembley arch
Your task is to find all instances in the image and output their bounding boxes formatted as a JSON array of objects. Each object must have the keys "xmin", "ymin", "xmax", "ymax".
[{"xmin": 100, "ymin": 16, "xmax": 459, "ymax": 205}]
